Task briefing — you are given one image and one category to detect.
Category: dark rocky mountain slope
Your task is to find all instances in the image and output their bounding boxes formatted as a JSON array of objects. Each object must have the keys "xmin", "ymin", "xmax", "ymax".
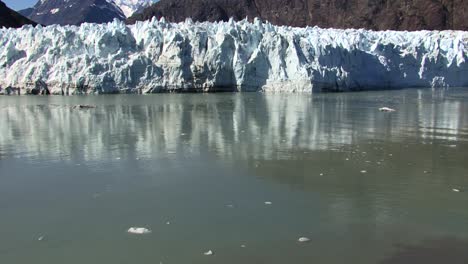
[
  {"xmin": 19, "ymin": 0, "xmax": 126, "ymax": 26},
  {"xmin": 0, "ymin": 1, "xmax": 37, "ymax": 28},
  {"xmin": 128, "ymin": 0, "xmax": 468, "ymax": 31}
]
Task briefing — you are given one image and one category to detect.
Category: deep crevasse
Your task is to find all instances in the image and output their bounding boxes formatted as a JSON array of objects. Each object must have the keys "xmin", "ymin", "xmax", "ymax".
[{"xmin": 0, "ymin": 18, "xmax": 467, "ymax": 94}]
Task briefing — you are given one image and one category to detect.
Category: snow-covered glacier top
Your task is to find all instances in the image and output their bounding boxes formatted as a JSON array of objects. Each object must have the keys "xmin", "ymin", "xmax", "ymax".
[
  {"xmin": 0, "ymin": 18, "xmax": 467, "ymax": 94},
  {"xmin": 112, "ymin": 0, "xmax": 154, "ymax": 17}
]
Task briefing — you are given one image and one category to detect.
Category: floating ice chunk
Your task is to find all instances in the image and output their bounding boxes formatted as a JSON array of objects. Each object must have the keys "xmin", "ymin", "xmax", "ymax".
[
  {"xmin": 73, "ymin": 105, "xmax": 96, "ymax": 109},
  {"xmin": 298, "ymin": 237, "xmax": 310, "ymax": 243},
  {"xmin": 204, "ymin": 250, "xmax": 213, "ymax": 256},
  {"xmin": 379, "ymin": 107, "xmax": 396, "ymax": 112},
  {"xmin": 127, "ymin": 227, "xmax": 152, "ymax": 234}
]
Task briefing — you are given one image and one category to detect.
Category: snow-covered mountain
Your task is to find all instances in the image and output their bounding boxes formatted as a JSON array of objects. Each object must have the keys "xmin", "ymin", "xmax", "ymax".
[
  {"xmin": 0, "ymin": 18, "xmax": 467, "ymax": 94},
  {"xmin": 19, "ymin": 0, "xmax": 154, "ymax": 25},
  {"xmin": 113, "ymin": 0, "xmax": 154, "ymax": 18},
  {"xmin": 19, "ymin": 0, "xmax": 126, "ymax": 26}
]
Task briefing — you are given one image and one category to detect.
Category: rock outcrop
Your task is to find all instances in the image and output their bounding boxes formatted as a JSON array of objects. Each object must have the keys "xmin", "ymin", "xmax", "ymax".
[{"xmin": 128, "ymin": 0, "xmax": 468, "ymax": 31}]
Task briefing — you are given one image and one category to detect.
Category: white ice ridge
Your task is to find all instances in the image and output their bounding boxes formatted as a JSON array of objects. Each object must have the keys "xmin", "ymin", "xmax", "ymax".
[{"xmin": 0, "ymin": 17, "xmax": 467, "ymax": 94}]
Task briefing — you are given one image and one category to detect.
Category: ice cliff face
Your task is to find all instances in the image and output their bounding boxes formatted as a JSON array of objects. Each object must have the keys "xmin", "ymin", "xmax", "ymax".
[{"xmin": 0, "ymin": 18, "xmax": 467, "ymax": 94}]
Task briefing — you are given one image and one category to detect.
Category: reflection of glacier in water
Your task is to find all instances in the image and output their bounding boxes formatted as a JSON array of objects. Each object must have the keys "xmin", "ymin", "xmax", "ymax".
[{"xmin": 1, "ymin": 89, "xmax": 468, "ymax": 161}]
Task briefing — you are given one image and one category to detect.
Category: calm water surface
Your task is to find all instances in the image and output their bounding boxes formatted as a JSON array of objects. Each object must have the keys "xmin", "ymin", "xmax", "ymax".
[{"xmin": 0, "ymin": 89, "xmax": 468, "ymax": 264}]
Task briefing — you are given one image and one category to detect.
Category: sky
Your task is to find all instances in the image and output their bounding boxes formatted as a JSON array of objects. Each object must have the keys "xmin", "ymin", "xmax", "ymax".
[{"xmin": 4, "ymin": 0, "xmax": 37, "ymax": 10}]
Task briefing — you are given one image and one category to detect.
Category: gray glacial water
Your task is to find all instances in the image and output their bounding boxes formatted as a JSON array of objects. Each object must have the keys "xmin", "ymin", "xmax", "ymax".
[{"xmin": 0, "ymin": 88, "xmax": 468, "ymax": 264}]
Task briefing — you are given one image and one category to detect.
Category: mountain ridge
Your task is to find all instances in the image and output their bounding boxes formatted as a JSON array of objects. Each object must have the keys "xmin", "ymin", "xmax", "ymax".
[
  {"xmin": 128, "ymin": 0, "xmax": 468, "ymax": 31},
  {"xmin": 0, "ymin": 1, "xmax": 37, "ymax": 28}
]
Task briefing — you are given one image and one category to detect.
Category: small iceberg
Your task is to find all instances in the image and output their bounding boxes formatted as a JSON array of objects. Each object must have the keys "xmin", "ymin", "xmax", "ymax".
[
  {"xmin": 127, "ymin": 227, "xmax": 152, "ymax": 234},
  {"xmin": 379, "ymin": 107, "xmax": 396, "ymax": 112},
  {"xmin": 204, "ymin": 250, "xmax": 214, "ymax": 256}
]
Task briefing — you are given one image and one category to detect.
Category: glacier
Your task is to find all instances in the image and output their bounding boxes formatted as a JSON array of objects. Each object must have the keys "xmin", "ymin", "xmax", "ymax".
[{"xmin": 0, "ymin": 18, "xmax": 467, "ymax": 94}]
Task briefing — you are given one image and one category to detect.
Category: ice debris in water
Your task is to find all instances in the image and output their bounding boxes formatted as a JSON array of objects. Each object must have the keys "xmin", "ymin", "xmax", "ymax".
[
  {"xmin": 127, "ymin": 227, "xmax": 152, "ymax": 234},
  {"xmin": 298, "ymin": 237, "xmax": 311, "ymax": 243},
  {"xmin": 0, "ymin": 19, "xmax": 467, "ymax": 94},
  {"xmin": 204, "ymin": 250, "xmax": 214, "ymax": 256},
  {"xmin": 379, "ymin": 107, "xmax": 396, "ymax": 112},
  {"xmin": 73, "ymin": 105, "xmax": 96, "ymax": 109}
]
